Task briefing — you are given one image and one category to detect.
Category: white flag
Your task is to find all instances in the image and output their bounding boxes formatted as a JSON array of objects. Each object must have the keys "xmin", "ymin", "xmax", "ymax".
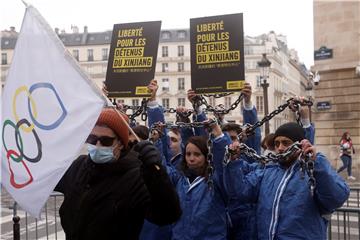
[{"xmin": 1, "ymin": 5, "xmax": 106, "ymax": 218}]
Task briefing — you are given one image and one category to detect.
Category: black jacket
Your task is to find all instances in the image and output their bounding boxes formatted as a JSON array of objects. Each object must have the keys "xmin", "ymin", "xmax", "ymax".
[{"xmin": 55, "ymin": 149, "xmax": 181, "ymax": 240}]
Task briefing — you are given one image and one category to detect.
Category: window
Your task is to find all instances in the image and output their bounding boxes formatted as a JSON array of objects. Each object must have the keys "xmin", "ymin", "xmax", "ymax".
[
  {"xmin": 178, "ymin": 45, "xmax": 184, "ymax": 57},
  {"xmin": 178, "ymin": 98, "xmax": 185, "ymax": 107},
  {"xmin": 162, "ymin": 63, "xmax": 168, "ymax": 72},
  {"xmin": 178, "ymin": 78, "xmax": 185, "ymax": 90},
  {"xmin": 132, "ymin": 99, "xmax": 139, "ymax": 114},
  {"xmin": 162, "ymin": 32, "xmax": 171, "ymax": 39},
  {"xmin": 117, "ymin": 99, "xmax": 124, "ymax": 105},
  {"xmin": 102, "ymin": 48, "xmax": 108, "ymax": 60},
  {"xmin": 177, "ymin": 31, "xmax": 186, "ymax": 39},
  {"xmin": 162, "ymin": 78, "xmax": 169, "ymax": 91},
  {"xmin": 87, "ymin": 49, "xmax": 94, "ymax": 61},
  {"xmin": 162, "ymin": 98, "xmax": 170, "ymax": 109},
  {"xmin": 162, "ymin": 46, "xmax": 168, "ymax": 57},
  {"xmin": 256, "ymin": 76, "xmax": 261, "ymax": 87},
  {"xmin": 72, "ymin": 49, "xmax": 79, "ymax": 61},
  {"xmin": 1, "ymin": 53, "xmax": 7, "ymax": 65},
  {"xmin": 225, "ymin": 97, "xmax": 232, "ymax": 109},
  {"xmin": 256, "ymin": 96, "xmax": 264, "ymax": 113},
  {"xmin": 209, "ymin": 97, "xmax": 216, "ymax": 106},
  {"xmin": 178, "ymin": 62, "xmax": 184, "ymax": 72}
]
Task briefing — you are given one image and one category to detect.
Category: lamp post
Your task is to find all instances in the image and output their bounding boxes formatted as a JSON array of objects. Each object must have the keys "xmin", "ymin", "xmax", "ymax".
[
  {"xmin": 305, "ymin": 73, "xmax": 314, "ymax": 122},
  {"xmin": 257, "ymin": 53, "xmax": 272, "ymax": 136}
]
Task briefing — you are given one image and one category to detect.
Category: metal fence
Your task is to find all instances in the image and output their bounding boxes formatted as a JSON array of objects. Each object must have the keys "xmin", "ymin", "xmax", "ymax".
[
  {"xmin": 328, "ymin": 207, "xmax": 360, "ymax": 240},
  {"xmin": 2, "ymin": 192, "xmax": 64, "ymax": 240},
  {"xmin": 345, "ymin": 187, "xmax": 360, "ymax": 208},
  {"xmin": 4, "ymin": 188, "xmax": 360, "ymax": 240}
]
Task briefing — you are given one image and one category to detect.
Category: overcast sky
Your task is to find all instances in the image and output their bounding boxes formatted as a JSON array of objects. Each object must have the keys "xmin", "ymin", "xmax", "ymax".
[{"xmin": 1, "ymin": 0, "xmax": 314, "ymax": 68}]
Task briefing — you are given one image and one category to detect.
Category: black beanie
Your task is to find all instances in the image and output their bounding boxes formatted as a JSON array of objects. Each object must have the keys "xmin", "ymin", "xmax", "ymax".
[{"xmin": 274, "ymin": 122, "xmax": 305, "ymax": 143}]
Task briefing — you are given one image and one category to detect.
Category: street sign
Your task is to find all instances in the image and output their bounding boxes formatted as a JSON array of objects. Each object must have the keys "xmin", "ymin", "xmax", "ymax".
[
  {"xmin": 314, "ymin": 46, "xmax": 333, "ymax": 60},
  {"xmin": 317, "ymin": 101, "xmax": 331, "ymax": 110}
]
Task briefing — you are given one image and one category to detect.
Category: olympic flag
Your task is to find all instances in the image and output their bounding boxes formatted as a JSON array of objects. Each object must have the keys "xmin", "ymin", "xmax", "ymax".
[{"xmin": 1, "ymin": 5, "xmax": 106, "ymax": 217}]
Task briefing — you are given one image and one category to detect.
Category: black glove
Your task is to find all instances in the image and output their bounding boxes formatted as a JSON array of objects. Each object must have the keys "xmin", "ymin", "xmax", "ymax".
[{"xmin": 134, "ymin": 141, "xmax": 161, "ymax": 167}]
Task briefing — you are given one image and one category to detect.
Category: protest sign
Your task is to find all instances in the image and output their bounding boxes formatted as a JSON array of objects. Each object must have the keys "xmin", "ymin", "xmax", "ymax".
[
  {"xmin": 106, "ymin": 21, "xmax": 161, "ymax": 97},
  {"xmin": 190, "ymin": 13, "xmax": 245, "ymax": 94}
]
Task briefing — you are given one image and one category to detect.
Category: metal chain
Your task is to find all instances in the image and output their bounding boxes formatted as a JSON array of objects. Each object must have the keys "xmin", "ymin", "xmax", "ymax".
[
  {"xmin": 236, "ymin": 98, "xmax": 313, "ymax": 142},
  {"xmin": 224, "ymin": 142, "xmax": 302, "ymax": 165},
  {"xmin": 203, "ymin": 92, "xmax": 233, "ymax": 98},
  {"xmin": 224, "ymin": 142, "xmax": 316, "ymax": 195},
  {"xmin": 299, "ymin": 152, "xmax": 316, "ymax": 197},
  {"xmin": 149, "ymin": 119, "xmax": 217, "ymax": 132},
  {"xmin": 206, "ymin": 132, "xmax": 214, "ymax": 190},
  {"xmin": 127, "ymin": 98, "xmax": 148, "ymax": 123},
  {"xmin": 199, "ymin": 93, "xmax": 245, "ymax": 115}
]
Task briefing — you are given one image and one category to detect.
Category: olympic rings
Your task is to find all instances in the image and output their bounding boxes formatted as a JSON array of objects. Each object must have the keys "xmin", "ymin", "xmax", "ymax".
[
  {"xmin": 6, "ymin": 150, "xmax": 33, "ymax": 189},
  {"xmin": 2, "ymin": 82, "xmax": 67, "ymax": 189},
  {"xmin": 15, "ymin": 118, "xmax": 42, "ymax": 163},
  {"xmin": 13, "ymin": 86, "xmax": 37, "ymax": 133},
  {"xmin": 28, "ymin": 82, "xmax": 67, "ymax": 130},
  {"xmin": 2, "ymin": 119, "xmax": 23, "ymax": 162}
]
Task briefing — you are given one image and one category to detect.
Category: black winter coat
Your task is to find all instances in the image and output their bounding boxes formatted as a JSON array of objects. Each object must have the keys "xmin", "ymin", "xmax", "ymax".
[{"xmin": 55, "ymin": 149, "xmax": 181, "ymax": 240}]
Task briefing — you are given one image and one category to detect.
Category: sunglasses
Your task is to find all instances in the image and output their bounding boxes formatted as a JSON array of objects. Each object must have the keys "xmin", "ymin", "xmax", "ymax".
[{"xmin": 86, "ymin": 134, "xmax": 116, "ymax": 147}]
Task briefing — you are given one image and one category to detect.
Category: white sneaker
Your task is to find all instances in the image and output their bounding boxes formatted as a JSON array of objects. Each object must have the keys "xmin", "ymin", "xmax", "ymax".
[{"xmin": 347, "ymin": 176, "xmax": 356, "ymax": 180}]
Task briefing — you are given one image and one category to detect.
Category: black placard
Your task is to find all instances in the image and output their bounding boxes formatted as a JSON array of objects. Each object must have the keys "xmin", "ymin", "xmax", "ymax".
[
  {"xmin": 105, "ymin": 21, "xmax": 161, "ymax": 97},
  {"xmin": 190, "ymin": 13, "xmax": 245, "ymax": 94}
]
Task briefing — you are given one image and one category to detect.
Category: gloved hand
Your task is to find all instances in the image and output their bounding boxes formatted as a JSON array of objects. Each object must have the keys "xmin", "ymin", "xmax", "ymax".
[{"xmin": 134, "ymin": 141, "xmax": 161, "ymax": 167}]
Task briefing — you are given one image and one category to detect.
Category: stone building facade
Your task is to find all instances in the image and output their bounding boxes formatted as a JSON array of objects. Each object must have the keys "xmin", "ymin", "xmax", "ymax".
[
  {"xmin": 312, "ymin": 1, "xmax": 360, "ymax": 170},
  {"xmin": 1, "ymin": 26, "xmax": 309, "ymax": 134}
]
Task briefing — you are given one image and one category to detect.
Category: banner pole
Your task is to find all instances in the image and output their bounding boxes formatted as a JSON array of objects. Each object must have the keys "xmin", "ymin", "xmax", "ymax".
[{"xmin": 110, "ymin": 106, "xmax": 141, "ymax": 143}]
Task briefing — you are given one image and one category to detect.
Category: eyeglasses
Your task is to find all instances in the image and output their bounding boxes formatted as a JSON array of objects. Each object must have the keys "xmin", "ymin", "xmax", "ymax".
[{"xmin": 86, "ymin": 134, "xmax": 116, "ymax": 147}]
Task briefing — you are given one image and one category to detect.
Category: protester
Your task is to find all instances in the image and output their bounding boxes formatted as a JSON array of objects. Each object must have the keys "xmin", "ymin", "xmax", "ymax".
[
  {"xmin": 128, "ymin": 124, "xmax": 149, "ymax": 148},
  {"xmin": 337, "ymin": 131, "xmax": 356, "ymax": 180},
  {"xmin": 261, "ymin": 133, "xmax": 275, "ymax": 155},
  {"xmin": 55, "ymin": 107, "xmax": 181, "ymax": 240},
  {"xmin": 218, "ymin": 82, "xmax": 261, "ymax": 240},
  {"xmin": 224, "ymin": 121, "xmax": 350, "ymax": 239},
  {"xmin": 167, "ymin": 128, "xmax": 183, "ymax": 166},
  {"xmin": 168, "ymin": 123, "xmax": 231, "ymax": 240}
]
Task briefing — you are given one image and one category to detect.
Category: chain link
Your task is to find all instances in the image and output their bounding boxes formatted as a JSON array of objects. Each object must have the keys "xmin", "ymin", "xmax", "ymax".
[
  {"xmin": 149, "ymin": 119, "xmax": 218, "ymax": 133},
  {"xmin": 236, "ymin": 98, "xmax": 313, "ymax": 142},
  {"xmin": 125, "ymin": 98, "xmax": 148, "ymax": 123},
  {"xmin": 199, "ymin": 93, "xmax": 245, "ymax": 115},
  {"xmin": 203, "ymin": 92, "xmax": 233, "ymax": 98},
  {"xmin": 224, "ymin": 142, "xmax": 316, "ymax": 195},
  {"xmin": 206, "ymin": 132, "xmax": 214, "ymax": 190}
]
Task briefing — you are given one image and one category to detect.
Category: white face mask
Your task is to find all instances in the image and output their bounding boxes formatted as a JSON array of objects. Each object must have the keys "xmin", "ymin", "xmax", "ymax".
[{"xmin": 87, "ymin": 144, "xmax": 115, "ymax": 164}]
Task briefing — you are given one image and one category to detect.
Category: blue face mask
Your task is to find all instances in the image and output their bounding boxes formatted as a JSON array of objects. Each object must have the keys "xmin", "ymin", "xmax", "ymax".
[{"xmin": 87, "ymin": 144, "xmax": 115, "ymax": 164}]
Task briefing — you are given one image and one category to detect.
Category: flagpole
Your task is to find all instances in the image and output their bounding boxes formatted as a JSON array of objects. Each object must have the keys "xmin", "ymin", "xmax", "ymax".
[
  {"xmin": 110, "ymin": 106, "xmax": 141, "ymax": 143},
  {"xmin": 21, "ymin": 0, "xmax": 29, "ymax": 7}
]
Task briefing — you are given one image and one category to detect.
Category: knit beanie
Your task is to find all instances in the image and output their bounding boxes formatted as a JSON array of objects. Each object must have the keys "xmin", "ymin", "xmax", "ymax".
[
  {"xmin": 96, "ymin": 108, "xmax": 129, "ymax": 148},
  {"xmin": 274, "ymin": 122, "xmax": 305, "ymax": 143}
]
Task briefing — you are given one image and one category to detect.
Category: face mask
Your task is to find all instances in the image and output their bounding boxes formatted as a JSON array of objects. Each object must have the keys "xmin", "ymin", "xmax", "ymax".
[{"xmin": 87, "ymin": 144, "xmax": 115, "ymax": 164}]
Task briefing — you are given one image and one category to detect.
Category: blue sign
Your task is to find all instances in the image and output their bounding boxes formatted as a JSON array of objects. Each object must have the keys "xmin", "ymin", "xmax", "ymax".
[
  {"xmin": 317, "ymin": 101, "xmax": 331, "ymax": 110},
  {"xmin": 314, "ymin": 46, "xmax": 333, "ymax": 60}
]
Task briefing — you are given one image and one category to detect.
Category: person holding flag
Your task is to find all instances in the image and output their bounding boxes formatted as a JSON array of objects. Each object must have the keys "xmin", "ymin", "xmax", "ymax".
[
  {"xmin": 1, "ymin": 4, "xmax": 181, "ymax": 240},
  {"xmin": 55, "ymin": 107, "xmax": 181, "ymax": 239}
]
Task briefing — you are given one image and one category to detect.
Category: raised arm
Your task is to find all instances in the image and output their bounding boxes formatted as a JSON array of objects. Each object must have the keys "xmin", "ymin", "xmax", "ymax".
[
  {"xmin": 242, "ymin": 82, "xmax": 261, "ymax": 154},
  {"xmin": 146, "ymin": 79, "xmax": 171, "ymax": 162}
]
